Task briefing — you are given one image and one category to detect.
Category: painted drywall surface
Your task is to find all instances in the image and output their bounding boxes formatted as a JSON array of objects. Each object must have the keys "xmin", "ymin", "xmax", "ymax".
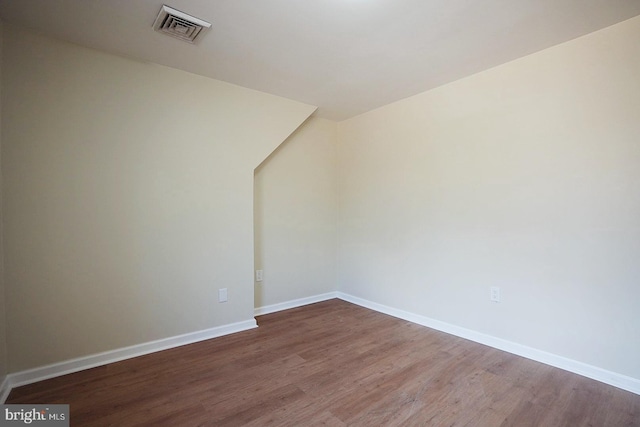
[
  {"xmin": 1, "ymin": 27, "xmax": 314, "ymax": 372},
  {"xmin": 254, "ymin": 117, "xmax": 337, "ymax": 308},
  {"xmin": 0, "ymin": 19, "xmax": 7, "ymax": 380},
  {"xmin": 337, "ymin": 16, "xmax": 640, "ymax": 379}
]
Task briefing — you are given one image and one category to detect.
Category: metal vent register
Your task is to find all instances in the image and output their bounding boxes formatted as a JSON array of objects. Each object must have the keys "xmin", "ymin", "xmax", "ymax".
[{"xmin": 153, "ymin": 5, "xmax": 211, "ymax": 43}]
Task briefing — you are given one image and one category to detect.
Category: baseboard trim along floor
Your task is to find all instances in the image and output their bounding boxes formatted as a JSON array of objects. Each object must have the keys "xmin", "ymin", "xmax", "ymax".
[
  {"xmin": 254, "ymin": 292, "xmax": 338, "ymax": 316},
  {"xmin": 0, "ymin": 376, "xmax": 10, "ymax": 404},
  {"xmin": 336, "ymin": 292, "xmax": 640, "ymax": 396},
  {"xmin": 3, "ymin": 291, "xmax": 638, "ymax": 402},
  {"xmin": 2, "ymin": 319, "xmax": 257, "ymax": 402}
]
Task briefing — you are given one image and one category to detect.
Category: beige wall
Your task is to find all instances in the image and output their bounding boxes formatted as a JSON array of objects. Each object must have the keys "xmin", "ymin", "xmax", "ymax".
[
  {"xmin": 2, "ymin": 12, "xmax": 639, "ymax": 386},
  {"xmin": 1, "ymin": 27, "xmax": 314, "ymax": 372},
  {"xmin": 0, "ymin": 19, "xmax": 7, "ymax": 380},
  {"xmin": 337, "ymin": 16, "xmax": 640, "ymax": 379},
  {"xmin": 254, "ymin": 117, "xmax": 337, "ymax": 308}
]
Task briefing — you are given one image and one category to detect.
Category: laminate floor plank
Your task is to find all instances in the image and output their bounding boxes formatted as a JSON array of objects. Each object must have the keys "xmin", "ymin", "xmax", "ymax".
[{"xmin": 7, "ymin": 299, "xmax": 640, "ymax": 426}]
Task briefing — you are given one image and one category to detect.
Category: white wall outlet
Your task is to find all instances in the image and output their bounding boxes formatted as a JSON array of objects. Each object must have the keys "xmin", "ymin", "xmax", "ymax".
[
  {"xmin": 490, "ymin": 286, "xmax": 501, "ymax": 302},
  {"xmin": 256, "ymin": 269, "xmax": 263, "ymax": 282},
  {"xmin": 218, "ymin": 288, "xmax": 228, "ymax": 303}
]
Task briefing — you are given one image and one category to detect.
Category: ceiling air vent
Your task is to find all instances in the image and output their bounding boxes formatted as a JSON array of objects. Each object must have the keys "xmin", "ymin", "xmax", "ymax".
[{"xmin": 153, "ymin": 5, "xmax": 211, "ymax": 44}]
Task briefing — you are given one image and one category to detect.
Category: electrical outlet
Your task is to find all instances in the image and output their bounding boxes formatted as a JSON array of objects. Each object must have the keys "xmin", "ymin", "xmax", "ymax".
[
  {"xmin": 490, "ymin": 286, "xmax": 501, "ymax": 302},
  {"xmin": 218, "ymin": 288, "xmax": 228, "ymax": 303},
  {"xmin": 256, "ymin": 270, "xmax": 263, "ymax": 282}
]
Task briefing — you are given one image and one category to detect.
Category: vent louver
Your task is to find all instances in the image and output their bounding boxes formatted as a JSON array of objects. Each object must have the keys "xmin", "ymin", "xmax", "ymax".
[{"xmin": 153, "ymin": 5, "xmax": 211, "ymax": 44}]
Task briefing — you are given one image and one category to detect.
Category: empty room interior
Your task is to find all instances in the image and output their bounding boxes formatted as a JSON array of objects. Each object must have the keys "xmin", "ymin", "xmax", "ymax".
[{"xmin": 0, "ymin": 0, "xmax": 639, "ymax": 425}]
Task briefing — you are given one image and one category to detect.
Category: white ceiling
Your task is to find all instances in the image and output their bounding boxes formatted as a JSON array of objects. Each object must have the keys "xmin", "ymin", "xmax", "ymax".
[{"xmin": 1, "ymin": 0, "xmax": 639, "ymax": 121}]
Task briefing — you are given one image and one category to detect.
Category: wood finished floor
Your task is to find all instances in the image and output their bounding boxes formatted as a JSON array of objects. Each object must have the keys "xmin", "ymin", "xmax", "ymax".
[{"xmin": 7, "ymin": 299, "xmax": 640, "ymax": 426}]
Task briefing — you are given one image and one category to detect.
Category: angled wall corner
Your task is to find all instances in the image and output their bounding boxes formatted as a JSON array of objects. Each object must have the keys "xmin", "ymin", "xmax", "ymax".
[{"xmin": 254, "ymin": 117, "xmax": 338, "ymax": 311}]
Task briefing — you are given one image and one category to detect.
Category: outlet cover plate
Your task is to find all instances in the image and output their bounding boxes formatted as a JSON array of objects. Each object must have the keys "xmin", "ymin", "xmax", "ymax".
[
  {"xmin": 219, "ymin": 288, "xmax": 228, "ymax": 303},
  {"xmin": 490, "ymin": 286, "xmax": 500, "ymax": 302}
]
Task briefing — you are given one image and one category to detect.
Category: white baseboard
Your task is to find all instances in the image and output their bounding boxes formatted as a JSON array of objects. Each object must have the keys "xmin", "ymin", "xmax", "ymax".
[
  {"xmin": 337, "ymin": 292, "xmax": 640, "ymax": 396},
  {"xmin": 0, "ymin": 376, "xmax": 10, "ymax": 404},
  {"xmin": 254, "ymin": 292, "xmax": 338, "ymax": 316},
  {"xmin": 2, "ymin": 319, "xmax": 257, "ymax": 401},
  {"xmin": 4, "ymin": 293, "xmax": 638, "ymax": 401}
]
